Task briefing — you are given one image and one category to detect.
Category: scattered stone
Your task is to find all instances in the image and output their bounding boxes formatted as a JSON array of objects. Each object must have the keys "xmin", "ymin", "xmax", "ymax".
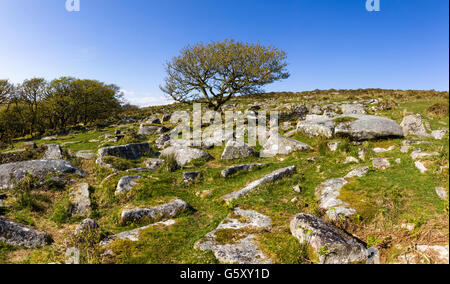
[
  {"xmin": 315, "ymin": 178, "xmax": 355, "ymax": 220},
  {"xmin": 431, "ymin": 130, "xmax": 448, "ymax": 140},
  {"xmin": 195, "ymin": 208, "xmax": 272, "ymax": 264},
  {"xmin": 261, "ymin": 133, "xmax": 311, "ymax": 157},
  {"xmin": 400, "ymin": 114, "xmax": 428, "ymax": 137},
  {"xmin": 340, "ymin": 104, "xmax": 367, "ymax": 115},
  {"xmin": 372, "ymin": 158, "xmax": 391, "ymax": 170},
  {"xmin": 400, "ymin": 146, "xmax": 411, "ymax": 153},
  {"xmin": 345, "ymin": 167, "xmax": 369, "ymax": 179},
  {"xmin": 144, "ymin": 158, "xmax": 165, "ymax": 171},
  {"xmin": 42, "ymin": 144, "xmax": 63, "ymax": 160},
  {"xmin": 373, "ymin": 146, "xmax": 395, "ymax": 153},
  {"xmin": 402, "ymin": 140, "xmax": 430, "ymax": 145},
  {"xmin": 291, "ymin": 197, "xmax": 299, "ymax": 203},
  {"xmin": 0, "ymin": 160, "xmax": 86, "ymax": 190},
  {"xmin": 115, "ymin": 176, "xmax": 142, "ymax": 196},
  {"xmin": 290, "ymin": 214, "xmax": 373, "ymax": 264},
  {"xmin": 221, "ymin": 140, "xmax": 254, "ymax": 160},
  {"xmin": 411, "ymin": 149, "xmax": 439, "ymax": 160},
  {"xmin": 344, "ymin": 156, "xmax": 359, "ymax": 164},
  {"xmin": 183, "ymin": 171, "xmax": 200, "ymax": 183},
  {"xmin": 70, "ymin": 183, "xmax": 91, "ymax": 217},
  {"xmin": 358, "ymin": 148, "xmax": 367, "ymax": 160},
  {"xmin": 120, "ymin": 199, "xmax": 191, "ymax": 225},
  {"xmin": 327, "ymin": 142, "xmax": 341, "ymax": 152},
  {"xmin": 415, "ymin": 161, "xmax": 428, "ymax": 174},
  {"xmin": 221, "ymin": 166, "xmax": 296, "ymax": 204},
  {"xmin": 297, "ymin": 116, "xmax": 335, "ymax": 138},
  {"xmin": 435, "ymin": 187, "xmax": 448, "ymax": 200},
  {"xmin": 97, "ymin": 143, "xmax": 154, "ymax": 168},
  {"xmin": 397, "ymin": 245, "xmax": 449, "ymax": 264},
  {"xmin": 395, "ymin": 158, "xmax": 401, "ymax": 164},
  {"xmin": 293, "ymin": 185, "xmax": 302, "ymax": 193},
  {"xmin": 221, "ymin": 164, "xmax": 265, "ymax": 178},
  {"xmin": 160, "ymin": 146, "xmax": 213, "ymax": 167},
  {"xmin": 335, "ymin": 115, "xmax": 403, "ymax": 140},
  {"xmin": 0, "ymin": 216, "xmax": 52, "ymax": 247},
  {"xmin": 101, "ymin": 220, "xmax": 176, "ymax": 247},
  {"xmin": 75, "ymin": 150, "xmax": 97, "ymax": 160}
]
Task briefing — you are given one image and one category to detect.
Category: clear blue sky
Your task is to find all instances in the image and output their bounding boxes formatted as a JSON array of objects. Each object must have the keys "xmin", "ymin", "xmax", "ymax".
[{"xmin": 0, "ymin": 0, "xmax": 448, "ymax": 106}]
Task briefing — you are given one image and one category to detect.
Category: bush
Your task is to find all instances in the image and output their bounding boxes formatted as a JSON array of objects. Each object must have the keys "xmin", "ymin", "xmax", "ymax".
[
  {"xmin": 163, "ymin": 154, "xmax": 179, "ymax": 172},
  {"xmin": 12, "ymin": 174, "xmax": 42, "ymax": 212},
  {"xmin": 428, "ymin": 102, "xmax": 449, "ymax": 117}
]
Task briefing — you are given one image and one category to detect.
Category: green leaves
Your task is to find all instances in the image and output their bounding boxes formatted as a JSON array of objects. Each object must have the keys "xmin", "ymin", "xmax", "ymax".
[{"xmin": 161, "ymin": 39, "xmax": 290, "ymax": 110}]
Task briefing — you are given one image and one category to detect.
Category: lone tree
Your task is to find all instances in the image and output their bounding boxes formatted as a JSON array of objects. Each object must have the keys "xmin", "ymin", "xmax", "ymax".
[{"xmin": 161, "ymin": 39, "xmax": 290, "ymax": 111}]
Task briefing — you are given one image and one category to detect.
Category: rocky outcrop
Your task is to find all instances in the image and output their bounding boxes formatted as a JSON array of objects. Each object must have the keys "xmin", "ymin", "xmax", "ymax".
[
  {"xmin": 42, "ymin": 144, "xmax": 63, "ymax": 160},
  {"xmin": 160, "ymin": 146, "xmax": 213, "ymax": 167},
  {"xmin": 115, "ymin": 176, "xmax": 142, "ymax": 196},
  {"xmin": 74, "ymin": 218, "xmax": 99, "ymax": 236},
  {"xmin": 138, "ymin": 124, "xmax": 159, "ymax": 135},
  {"xmin": 101, "ymin": 220, "xmax": 176, "ymax": 247},
  {"xmin": 195, "ymin": 208, "xmax": 272, "ymax": 264},
  {"xmin": 260, "ymin": 134, "xmax": 310, "ymax": 157},
  {"xmin": 315, "ymin": 178, "xmax": 355, "ymax": 220},
  {"xmin": 290, "ymin": 213, "xmax": 374, "ymax": 264},
  {"xmin": 400, "ymin": 115, "xmax": 428, "ymax": 137},
  {"xmin": 372, "ymin": 158, "xmax": 391, "ymax": 170},
  {"xmin": 431, "ymin": 130, "xmax": 449, "ymax": 140},
  {"xmin": 297, "ymin": 115, "xmax": 335, "ymax": 138},
  {"xmin": 345, "ymin": 167, "xmax": 370, "ymax": 179},
  {"xmin": 0, "ymin": 160, "xmax": 86, "ymax": 190},
  {"xmin": 221, "ymin": 163, "xmax": 265, "ymax": 178},
  {"xmin": 221, "ymin": 166, "xmax": 296, "ymax": 204},
  {"xmin": 221, "ymin": 140, "xmax": 254, "ymax": 160},
  {"xmin": 97, "ymin": 143, "xmax": 154, "ymax": 168},
  {"xmin": 0, "ymin": 217, "xmax": 52, "ymax": 247},
  {"xmin": 120, "ymin": 199, "xmax": 191, "ymax": 225},
  {"xmin": 70, "ymin": 183, "xmax": 91, "ymax": 217},
  {"xmin": 340, "ymin": 104, "xmax": 367, "ymax": 115},
  {"xmin": 334, "ymin": 115, "xmax": 403, "ymax": 140}
]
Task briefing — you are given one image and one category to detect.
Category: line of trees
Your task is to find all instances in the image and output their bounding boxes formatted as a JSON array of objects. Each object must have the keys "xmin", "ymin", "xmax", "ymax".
[{"xmin": 0, "ymin": 77, "xmax": 124, "ymax": 144}]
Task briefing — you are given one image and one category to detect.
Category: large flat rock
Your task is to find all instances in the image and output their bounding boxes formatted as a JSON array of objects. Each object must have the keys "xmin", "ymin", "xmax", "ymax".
[
  {"xmin": 0, "ymin": 160, "xmax": 86, "ymax": 190},
  {"xmin": 0, "ymin": 217, "xmax": 52, "ymax": 247},
  {"xmin": 120, "ymin": 199, "xmax": 191, "ymax": 225},
  {"xmin": 195, "ymin": 208, "xmax": 272, "ymax": 264},
  {"xmin": 290, "ymin": 214, "xmax": 373, "ymax": 264},
  {"xmin": 160, "ymin": 146, "xmax": 213, "ymax": 167}
]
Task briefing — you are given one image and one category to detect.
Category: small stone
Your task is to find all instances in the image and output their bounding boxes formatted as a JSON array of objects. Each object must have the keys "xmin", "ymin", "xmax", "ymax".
[
  {"xmin": 431, "ymin": 130, "xmax": 448, "ymax": 140},
  {"xmin": 293, "ymin": 185, "xmax": 302, "ymax": 193},
  {"xmin": 401, "ymin": 223, "xmax": 416, "ymax": 231},
  {"xmin": 183, "ymin": 171, "xmax": 200, "ymax": 183},
  {"xmin": 358, "ymin": 148, "xmax": 367, "ymax": 161},
  {"xmin": 344, "ymin": 156, "xmax": 359, "ymax": 164},
  {"xmin": 291, "ymin": 197, "xmax": 299, "ymax": 203},
  {"xmin": 400, "ymin": 146, "xmax": 411, "ymax": 153},
  {"xmin": 372, "ymin": 158, "xmax": 391, "ymax": 170},
  {"xmin": 144, "ymin": 158, "xmax": 165, "ymax": 171},
  {"xmin": 395, "ymin": 158, "xmax": 401, "ymax": 164},
  {"xmin": 415, "ymin": 161, "xmax": 428, "ymax": 174},
  {"xmin": 327, "ymin": 142, "xmax": 341, "ymax": 152},
  {"xmin": 373, "ymin": 146, "xmax": 395, "ymax": 153},
  {"xmin": 435, "ymin": 187, "xmax": 448, "ymax": 200},
  {"xmin": 115, "ymin": 176, "xmax": 142, "ymax": 196},
  {"xmin": 344, "ymin": 167, "xmax": 369, "ymax": 179}
]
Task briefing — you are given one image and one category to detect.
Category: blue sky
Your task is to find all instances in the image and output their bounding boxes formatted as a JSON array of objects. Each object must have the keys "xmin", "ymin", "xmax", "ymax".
[{"xmin": 0, "ymin": 0, "xmax": 448, "ymax": 106}]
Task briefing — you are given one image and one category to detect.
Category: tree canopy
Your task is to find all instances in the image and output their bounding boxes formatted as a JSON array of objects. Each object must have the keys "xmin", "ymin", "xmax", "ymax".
[{"xmin": 161, "ymin": 39, "xmax": 290, "ymax": 110}]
